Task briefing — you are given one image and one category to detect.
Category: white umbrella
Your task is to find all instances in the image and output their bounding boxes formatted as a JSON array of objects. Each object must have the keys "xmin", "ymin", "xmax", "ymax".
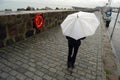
[{"xmin": 61, "ymin": 11, "xmax": 100, "ymax": 40}]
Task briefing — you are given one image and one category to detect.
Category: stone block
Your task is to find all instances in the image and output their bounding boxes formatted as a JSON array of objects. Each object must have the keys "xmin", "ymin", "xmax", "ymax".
[
  {"xmin": 25, "ymin": 30, "xmax": 34, "ymax": 38},
  {"xmin": 35, "ymin": 28, "xmax": 41, "ymax": 34},
  {"xmin": 7, "ymin": 23, "xmax": 18, "ymax": 36},
  {"xmin": 16, "ymin": 73, "xmax": 26, "ymax": 80},
  {"xmin": 46, "ymin": 13, "xmax": 52, "ymax": 17},
  {"xmin": 43, "ymin": 75, "xmax": 52, "ymax": 80},
  {"xmin": 33, "ymin": 75, "xmax": 42, "ymax": 80},
  {"xmin": 8, "ymin": 15, "xmax": 16, "ymax": 24},
  {"xmin": 30, "ymin": 13, "xmax": 34, "ymax": 18},
  {"xmin": 0, "ymin": 23, "xmax": 7, "ymax": 40},
  {"xmin": 0, "ymin": 16, "xmax": 8, "ymax": 24},
  {"xmin": 26, "ymin": 20, "xmax": 33, "ymax": 29},
  {"xmin": 58, "ymin": 21, "xmax": 61, "ymax": 25},
  {"xmin": 44, "ymin": 20, "xmax": 48, "ymax": 27},
  {"xmin": 0, "ymin": 72, "xmax": 9, "ymax": 78},
  {"xmin": 22, "ymin": 14, "xmax": 30, "ymax": 22},
  {"xmin": 6, "ymin": 39, "xmax": 14, "ymax": 46},
  {"xmin": 17, "ymin": 14, "xmax": 22, "ymax": 19},
  {"xmin": 17, "ymin": 23, "xmax": 25, "ymax": 34},
  {"xmin": 7, "ymin": 76, "xmax": 17, "ymax": 80},
  {"xmin": 0, "ymin": 40, "xmax": 4, "ymax": 48},
  {"xmin": 15, "ymin": 35, "xmax": 24, "ymax": 42},
  {"xmin": 25, "ymin": 71, "xmax": 34, "ymax": 78},
  {"xmin": 16, "ymin": 19, "xmax": 22, "ymax": 24}
]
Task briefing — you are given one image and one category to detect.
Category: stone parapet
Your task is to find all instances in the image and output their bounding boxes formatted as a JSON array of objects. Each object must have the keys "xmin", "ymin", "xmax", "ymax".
[{"xmin": 0, "ymin": 10, "xmax": 77, "ymax": 48}]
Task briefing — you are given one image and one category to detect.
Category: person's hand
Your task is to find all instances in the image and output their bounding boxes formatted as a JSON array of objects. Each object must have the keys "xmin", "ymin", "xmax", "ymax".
[{"xmin": 81, "ymin": 37, "xmax": 86, "ymax": 40}]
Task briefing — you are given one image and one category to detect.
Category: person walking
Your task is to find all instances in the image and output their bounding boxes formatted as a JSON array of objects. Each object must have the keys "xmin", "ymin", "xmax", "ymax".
[
  {"xmin": 66, "ymin": 36, "xmax": 86, "ymax": 69},
  {"xmin": 60, "ymin": 11, "xmax": 100, "ymax": 69},
  {"xmin": 105, "ymin": 9, "xmax": 112, "ymax": 28}
]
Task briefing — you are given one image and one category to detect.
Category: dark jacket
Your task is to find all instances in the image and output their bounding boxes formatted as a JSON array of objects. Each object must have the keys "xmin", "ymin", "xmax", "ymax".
[
  {"xmin": 66, "ymin": 36, "xmax": 86, "ymax": 41},
  {"xmin": 66, "ymin": 36, "xmax": 86, "ymax": 47}
]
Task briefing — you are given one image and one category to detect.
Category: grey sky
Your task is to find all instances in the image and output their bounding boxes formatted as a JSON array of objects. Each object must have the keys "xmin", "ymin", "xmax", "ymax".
[{"xmin": 0, "ymin": 0, "xmax": 120, "ymax": 11}]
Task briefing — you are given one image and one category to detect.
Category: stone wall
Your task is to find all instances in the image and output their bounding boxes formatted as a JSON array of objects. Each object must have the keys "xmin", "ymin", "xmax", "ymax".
[{"xmin": 0, "ymin": 10, "xmax": 77, "ymax": 48}]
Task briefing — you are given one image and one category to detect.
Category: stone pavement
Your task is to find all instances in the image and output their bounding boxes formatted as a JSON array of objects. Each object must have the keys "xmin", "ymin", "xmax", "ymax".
[{"xmin": 0, "ymin": 12, "xmax": 106, "ymax": 80}]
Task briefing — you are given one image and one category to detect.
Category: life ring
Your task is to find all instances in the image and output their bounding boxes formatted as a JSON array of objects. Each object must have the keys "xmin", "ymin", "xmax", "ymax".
[{"xmin": 34, "ymin": 14, "xmax": 44, "ymax": 28}]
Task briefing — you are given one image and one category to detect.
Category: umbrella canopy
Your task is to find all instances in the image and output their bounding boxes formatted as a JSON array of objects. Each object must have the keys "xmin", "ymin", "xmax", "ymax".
[{"xmin": 61, "ymin": 11, "xmax": 100, "ymax": 40}]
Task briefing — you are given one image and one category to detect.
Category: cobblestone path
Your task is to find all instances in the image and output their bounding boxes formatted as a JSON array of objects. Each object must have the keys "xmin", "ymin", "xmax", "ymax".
[{"xmin": 0, "ymin": 12, "xmax": 105, "ymax": 80}]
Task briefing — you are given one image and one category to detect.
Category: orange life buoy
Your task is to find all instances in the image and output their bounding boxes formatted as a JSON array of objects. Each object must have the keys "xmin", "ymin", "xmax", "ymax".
[{"xmin": 34, "ymin": 14, "xmax": 44, "ymax": 28}]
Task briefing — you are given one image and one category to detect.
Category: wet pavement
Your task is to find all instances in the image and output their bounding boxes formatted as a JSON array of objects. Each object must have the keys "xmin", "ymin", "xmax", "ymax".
[
  {"xmin": 108, "ymin": 12, "xmax": 120, "ymax": 74},
  {"xmin": 108, "ymin": 12, "xmax": 120, "ymax": 54},
  {"xmin": 0, "ymin": 12, "xmax": 105, "ymax": 80}
]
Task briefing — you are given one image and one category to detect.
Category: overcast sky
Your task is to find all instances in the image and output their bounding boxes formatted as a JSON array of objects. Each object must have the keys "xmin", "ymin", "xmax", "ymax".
[{"xmin": 0, "ymin": 0, "xmax": 120, "ymax": 11}]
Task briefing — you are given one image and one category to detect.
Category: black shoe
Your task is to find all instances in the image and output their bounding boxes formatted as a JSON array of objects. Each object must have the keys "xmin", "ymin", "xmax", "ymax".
[
  {"xmin": 71, "ymin": 64, "xmax": 74, "ymax": 69},
  {"xmin": 67, "ymin": 62, "xmax": 72, "ymax": 68},
  {"xmin": 71, "ymin": 63, "xmax": 75, "ymax": 69}
]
